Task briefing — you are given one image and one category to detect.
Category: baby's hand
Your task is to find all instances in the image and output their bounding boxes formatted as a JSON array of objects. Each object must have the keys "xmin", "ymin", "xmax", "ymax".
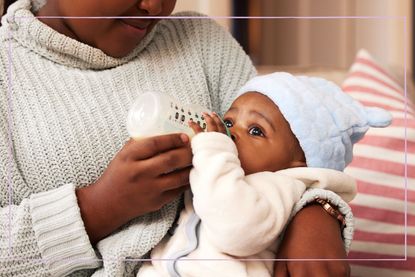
[{"xmin": 189, "ymin": 112, "xmax": 227, "ymax": 135}]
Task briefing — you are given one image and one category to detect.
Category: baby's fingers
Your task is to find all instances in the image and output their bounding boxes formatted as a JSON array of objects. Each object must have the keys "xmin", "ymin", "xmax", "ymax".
[
  {"xmin": 202, "ymin": 112, "xmax": 217, "ymax": 132},
  {"xmin": 211, "ymin": 112, "xmax": 227, "ymax": 134},
  {"xmin": 189, "ymin": 120, "xmax": 204, "ymax": 134}
]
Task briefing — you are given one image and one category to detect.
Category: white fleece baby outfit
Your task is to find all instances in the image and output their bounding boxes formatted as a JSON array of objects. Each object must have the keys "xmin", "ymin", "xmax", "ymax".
[{"xmin": 137, "ymin": 132, "xmax": 357, "ymax": 277}]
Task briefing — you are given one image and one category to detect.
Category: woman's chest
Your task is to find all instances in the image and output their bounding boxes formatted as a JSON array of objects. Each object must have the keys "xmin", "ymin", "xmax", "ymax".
[{"xmin": 4, "ymin": 58, "xmax": 213, "ymax": 188}]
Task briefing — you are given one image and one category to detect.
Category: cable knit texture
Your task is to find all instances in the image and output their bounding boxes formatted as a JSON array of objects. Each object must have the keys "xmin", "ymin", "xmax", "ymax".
[{"xmin": 0, "ymin": 0, "xmax": 255, "ymax": 276}]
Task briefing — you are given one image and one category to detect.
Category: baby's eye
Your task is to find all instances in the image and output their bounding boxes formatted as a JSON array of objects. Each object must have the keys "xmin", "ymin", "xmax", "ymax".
[
  {"xmin": 248, "ymin": 126, "xmax": 265, "ymax": 137},
  {"xmin": 223, "ymin": 119, "xmax": 233, "ymax": 128}
]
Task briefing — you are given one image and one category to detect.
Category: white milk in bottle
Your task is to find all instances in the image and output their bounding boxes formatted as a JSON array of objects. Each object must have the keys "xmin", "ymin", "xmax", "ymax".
[{"xmin": 126, "ymin": 92, "xmax": 211, "ymax": 139}]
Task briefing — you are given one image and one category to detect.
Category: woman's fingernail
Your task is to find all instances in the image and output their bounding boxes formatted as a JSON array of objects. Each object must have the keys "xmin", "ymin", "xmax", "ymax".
[{"xmin": 180, "ymin": 133, "xmax": 189, "ymax": 143}]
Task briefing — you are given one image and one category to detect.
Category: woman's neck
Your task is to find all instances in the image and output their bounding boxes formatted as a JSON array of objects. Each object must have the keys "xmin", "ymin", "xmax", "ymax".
[{"xmin": 35, "ymin": 1, "xmax": 79, "ymax": 42}]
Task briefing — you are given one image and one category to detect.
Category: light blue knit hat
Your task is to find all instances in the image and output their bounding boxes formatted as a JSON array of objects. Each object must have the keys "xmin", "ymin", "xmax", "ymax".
[{"xmin": 237, "ymin": 72, "xmax": 392, "ymax": 171}]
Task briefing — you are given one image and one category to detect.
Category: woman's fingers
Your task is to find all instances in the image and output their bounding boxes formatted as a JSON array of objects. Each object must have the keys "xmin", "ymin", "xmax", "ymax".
[
  {"xmin": 128, "ymin": 133, "xmax": 189, "ymax": 160},
  {"xmin": 161, "ymin": 183, "xmax": 190, "ymax": 204},
  {"xmin": 157, "ymin": 166, "xmax": 192, "ymax": 191},
  {"xmin": 273, "ymin": 261, "xmax": 289, "ymax": 277},
  {"xmin": 82, "ymin": 134, "xmax": 192, "ymax": 243},
  {"xmin": 138, "ymin": 146, "xmax": 192, "ymax": 176}
]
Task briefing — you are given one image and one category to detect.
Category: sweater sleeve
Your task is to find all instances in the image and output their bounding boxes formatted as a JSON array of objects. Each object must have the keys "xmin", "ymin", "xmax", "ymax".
[
  {"xmin": 0, "ymin": 186, "xmax": 101, "ymax": 276},
  {"xmin": 0, "ymin": 110, "xmax": 100, "ymax": 276},
  {"xmin": 190, "ymin": 132, "xmax": 306, "ymax": 257}
]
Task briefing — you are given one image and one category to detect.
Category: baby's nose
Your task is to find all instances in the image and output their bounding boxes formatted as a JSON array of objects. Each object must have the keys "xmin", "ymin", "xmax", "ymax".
[{"xmin": 230, "ymin": 131, "xmax": 238, "ymax": 141}]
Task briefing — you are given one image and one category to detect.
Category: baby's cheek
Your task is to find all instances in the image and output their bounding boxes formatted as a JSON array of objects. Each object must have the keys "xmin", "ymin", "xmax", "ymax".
[{"xmin": 238, "ymin": 148, "xmax": 264, "ymax": 175}]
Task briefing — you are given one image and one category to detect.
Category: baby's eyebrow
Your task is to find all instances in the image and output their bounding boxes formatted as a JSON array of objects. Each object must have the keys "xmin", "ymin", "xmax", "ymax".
[
  {"xmin": 227, "ymin": 107, "xmax": 238, "ymax": 113},
  {"xmin": 249, "ymin": 110, "xmax": 275, "ymax": 131}
]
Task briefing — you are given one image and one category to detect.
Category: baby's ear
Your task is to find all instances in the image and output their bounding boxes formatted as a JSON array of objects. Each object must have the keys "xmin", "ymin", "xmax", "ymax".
[{"xmin": 290, "ymin": 160, "xmax": 307, "ymax": 168}]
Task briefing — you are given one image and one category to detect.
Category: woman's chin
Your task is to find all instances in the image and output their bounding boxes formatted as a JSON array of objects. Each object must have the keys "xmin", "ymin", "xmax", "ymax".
[{"xmin": 98, "ymin": 43, "xmax": 137, "ymax": 59}]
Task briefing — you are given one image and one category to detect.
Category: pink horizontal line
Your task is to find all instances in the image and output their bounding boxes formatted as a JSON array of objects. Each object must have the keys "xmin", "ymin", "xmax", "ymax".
[
  {"xmin": 353, "ymin": 230, "xmax": 415, "ymax": 245},
  {"xmin": 349, "ymin": 252, "xmax": 414, "ymax": 270},
  {"xmin": 358, "ymin": 100, "xmax": 414, "ymax": 116},
  {"xmin": 354, "ymin": 179, "xmax": 415, "ymax": 202},
  {"xmin": 357, "ymin": 135, "xmax": 413, "ymax": 153},
  {"xmin": 347, "ymin": 252, "xmax": 407, "ymax": 261},
  {"xmin": 10, "ymin": 15, "xmax": 406, "ymax": 20},
  {"xmin": 343, "ymin": 86, "xmax": 411, "ymax": 109},
  {"xmin": 133, "ymin": 257, "xmax": 408, "ymax": 261},
  {"xmin": 347, "ymin": 71, "xmax": 404, "ymax": 95},
  {"xmin": 355, "ymin": 57, "xmax": 402, "ymax": 85},
  {"xmin": 0, "ymin": 257, "xmax": 408, "ymax": 261},
  {"xmin": 391, "ymin": 118, "xmax": 415, "ymax": 129},
  {"xmin": 351, "ymin": 156, "xmax": 414, "ymax": 178},
  {"xmin": 351, "ymin": 203, "xmax": 415, "ymax": 226}
]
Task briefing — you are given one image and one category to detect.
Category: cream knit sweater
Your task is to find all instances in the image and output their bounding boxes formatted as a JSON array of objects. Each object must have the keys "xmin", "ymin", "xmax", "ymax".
[
  {"xmin": 0, "ymin": 0, "xmax": 255, "ymax": 276},
  {"xmin": 0, "ymin": 1, "xmax": 354, "ymax": 276}
]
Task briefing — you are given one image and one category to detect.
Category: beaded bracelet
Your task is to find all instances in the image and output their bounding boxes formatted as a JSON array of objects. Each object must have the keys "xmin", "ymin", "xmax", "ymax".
[{"xmin": 313, "ymin": 197, "xmax": 346, "ymax": 229}]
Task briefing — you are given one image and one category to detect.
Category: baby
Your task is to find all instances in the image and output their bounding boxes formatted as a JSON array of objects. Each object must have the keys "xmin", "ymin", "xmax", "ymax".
[{"xmin": 137, "ymin": 72, "xmax": 392, "ymax": 277}]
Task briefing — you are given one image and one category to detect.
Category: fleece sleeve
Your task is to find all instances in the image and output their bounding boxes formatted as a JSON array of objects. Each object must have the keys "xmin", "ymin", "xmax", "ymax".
[{"xmin": 189, "ymin": 132, "xmax": 307, "ymax": 257}]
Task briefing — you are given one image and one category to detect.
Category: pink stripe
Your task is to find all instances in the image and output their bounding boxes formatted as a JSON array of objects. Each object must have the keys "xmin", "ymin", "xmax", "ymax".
[
  {"xmin": 351, "ymin": 204, "xmax": 415, "ymax": 226},
  {"xmin": 349, "ymin": 251, "xmax": 407, "ymax": 260},
  {"xmin": 390, "ymin": 118, "xmax": 415, "ymax": 128},
  {"xmin": 350, "ymin": 157, "xmax": 413, "ymax": 178},
  {"xmin": 357, "ymin": 135, "xmax": 414, "ymax": 153},
  {"xmin": 342, "ymin": 85, "xmax": 415, "ymax": 112},
  {"xmin": 355, "ymin": 57, "xmax": 402, "ymax": 86},
  {"xmin": 349, "ymin": 253, "xmax": 415, "ymax": 270},
  {"xmin": 342, "ymin": 85, "xmax": 407, "ymax": 106},
  {"xmin": 357, "ymin": 100, "xmax": 415, "ymax": 116},
  {"xmin": 354, "ymin": 180, "xmax": 415, "ymax": 202},
  {"xmin": 349, "ymin": 71, "xmax": 403, "ymax": 96},
  {"xmin": 354, "ymin": 230, "xmax": 415, "ymax": 245}
]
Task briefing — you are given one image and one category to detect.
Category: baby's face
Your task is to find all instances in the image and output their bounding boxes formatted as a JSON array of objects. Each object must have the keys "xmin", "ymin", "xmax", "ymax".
[{"xmin": 223, "ymin": 92, "xmax": 305, "ymax": 175}]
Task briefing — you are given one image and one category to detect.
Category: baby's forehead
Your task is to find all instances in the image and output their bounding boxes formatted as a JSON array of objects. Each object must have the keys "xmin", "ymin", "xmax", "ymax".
[{"xmin": 229, "ymin": 92, "xmax": 279, "ymax": 112}]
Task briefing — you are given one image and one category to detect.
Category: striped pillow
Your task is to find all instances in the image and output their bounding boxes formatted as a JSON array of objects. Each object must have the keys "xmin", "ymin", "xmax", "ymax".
[{"xmin": 342, "ymin": 49, "xmax": 415, "ymax": 276}]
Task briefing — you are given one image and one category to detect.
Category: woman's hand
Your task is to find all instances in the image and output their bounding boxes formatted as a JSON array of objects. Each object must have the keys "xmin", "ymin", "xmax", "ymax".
[
  {"xmin": 76, "ymin": 133, "xmax": 192, "ymax": 244},
  {"xmin": 274, "ymin": 204, "xmax": 350, "ymax": 277}
]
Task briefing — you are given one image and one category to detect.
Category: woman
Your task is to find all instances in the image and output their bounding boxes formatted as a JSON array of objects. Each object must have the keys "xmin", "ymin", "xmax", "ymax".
[{"xmin": 0, "ymin": 0, "xmax": 351, "ymax": 276}]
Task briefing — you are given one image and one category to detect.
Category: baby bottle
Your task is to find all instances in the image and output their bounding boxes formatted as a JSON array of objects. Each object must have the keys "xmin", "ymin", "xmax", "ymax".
[{"xmin": 126, "ymin": 92, "xmax": 211, "ymax": 139}]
